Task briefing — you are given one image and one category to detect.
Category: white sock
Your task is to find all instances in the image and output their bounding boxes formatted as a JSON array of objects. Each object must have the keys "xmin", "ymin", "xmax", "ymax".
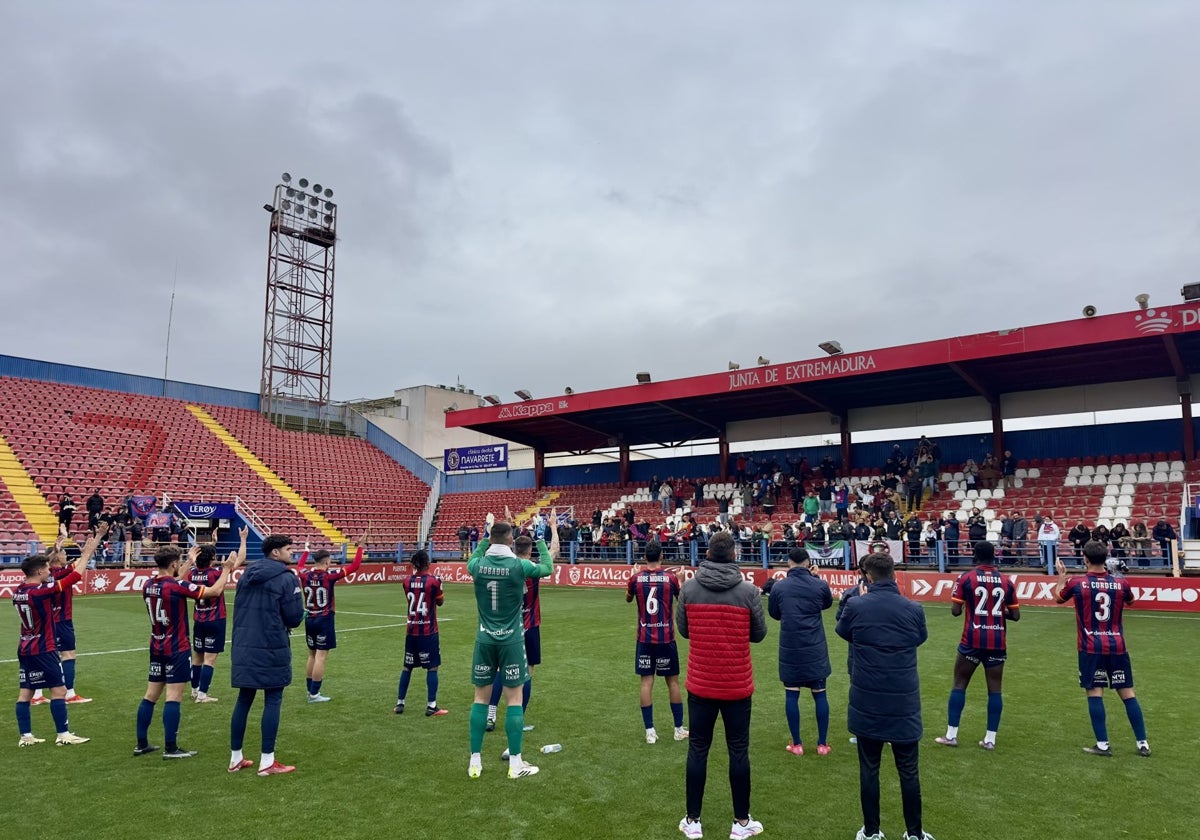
[
  {"xmin": 1137, "ymin": 739, "xmax": 1149, "ymax": 748},
  {"xmin": 65, "ymin": 689, "xmax": 77, "ymax": 699},
  {"xmin": 945, "ymin": 725, "xmax": 959, "ymax": 740},
  {"xmin": 1097, "ymin": 741, "xmax": 1109, "ymax": 750},
  {"xmin": 230, "ymin": 749, "xmax": 243, "ymax": 765},
  {"xmin": 510, "ymin": 752, "xmax": 522, "ymax": 767},
  {"xmin": 259, "ymin": 751, "xmax": 274, "ymax": 771},
  {"xmin": 21, "ymin": 732, "xmax": 33, "ymax": 738},
  {"xmin": 427, "ymin": 701, "xmax": 437, "ymax": 709},
  {"xmin": 32, "ymin": 691, "xmax": 43, "ymax": 700},
  {"xmin": 487, "ymin": 704, "xmax": 497, "ymax": 718},
  {"xmin": 470, "ymin": 752, "xmax": 482, "ymax": 763},
  {"xmin": 984, "ymin": 730, "xmax": 997, "ymax": 744}
]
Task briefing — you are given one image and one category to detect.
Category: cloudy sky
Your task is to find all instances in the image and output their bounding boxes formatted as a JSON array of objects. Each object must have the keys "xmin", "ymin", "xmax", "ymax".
[{"xmin": 3, "ymin": 2, "xmax": 1199, "ymax": 403}]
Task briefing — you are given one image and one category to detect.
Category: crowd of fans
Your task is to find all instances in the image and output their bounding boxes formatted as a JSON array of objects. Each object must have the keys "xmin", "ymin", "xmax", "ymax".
[{"xmin": 57, "ymin": 489, "xmax": 179, "ymax": 568}]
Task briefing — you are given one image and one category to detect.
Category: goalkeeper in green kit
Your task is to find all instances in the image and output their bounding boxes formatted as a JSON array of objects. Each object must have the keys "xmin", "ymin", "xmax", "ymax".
[{"xmin": 467, "ymin": 508, "xmax": 557, "ymax": 779}]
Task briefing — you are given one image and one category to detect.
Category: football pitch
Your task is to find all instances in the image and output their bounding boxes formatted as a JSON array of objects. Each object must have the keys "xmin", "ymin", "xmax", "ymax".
[{"xmin": 2, "ymin": 583, "xmax": 1197, "ymax": 840}]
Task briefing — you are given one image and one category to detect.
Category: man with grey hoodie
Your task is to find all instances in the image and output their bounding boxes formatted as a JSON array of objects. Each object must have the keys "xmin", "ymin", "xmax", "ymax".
[{"xmin": 675, "ymin": 531, "xmax": 767, "ymax": 840}]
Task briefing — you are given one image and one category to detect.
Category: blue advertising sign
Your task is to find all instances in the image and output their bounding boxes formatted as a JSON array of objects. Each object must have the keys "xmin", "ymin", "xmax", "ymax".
[
  {"xmin": 173, "ymin": 501, "xmax": 239, "ymax": 521},
  {"xmin": 444, "ymin": 444, "xmax": 508, "ymax": 472}
]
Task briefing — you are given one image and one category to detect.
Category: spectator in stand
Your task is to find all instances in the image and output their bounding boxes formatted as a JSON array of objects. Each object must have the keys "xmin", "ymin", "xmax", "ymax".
[
  {"xmin": 693, "ymin": 481, "xmax": 704, "ymax": 508},
  {"xmin": 58, "ymin": 492, "xmax": 77, "ymax": 534},
  {"xmin": 967, "ymin": 510, "xmax": 987, "ymax": 550},
  {"xmin": 457, "ymin": 524, "xmax": 472, "ymax": 561},
  {"xmin": 921, "ymin": 520, "xmax": 940, "ymax": 557},
  {"xmin": 904, "ymin": 515, "xmax": 922, "ymax": 557},
  {"xmin": 834, "ymin": 485, "xmax": 850, "ymax": 520},
  {"xmin": 978, "ymin": 456, "xmax": 1000, "ymax": 491},
  {"xmin": 809, "ymin": 519, "xmax": 827, "ymax": 545},
  {"xmin": 107, "ymin": 508, "xmax": 126, "ymax": 567},
  {"xmin": 817, "ymin": 480, "xmax": 834, "ymax": 516},
  {"xmin": 734, "ymin": 456, "xmax": 747, "ymax": 483},
  {"xmin": 819, "ymin": 456, "xmax": 837, "ymax": 482},
  {"xmin": 962, "ymin": 460, "xmax": 979, "ymax": 491},
  {"xmin": 943, "ymin": 516, "xmax": 961, "ymax": 562},
  {"xmin": 999, "ymin": 450, "xmax": 1016, "ymax": 489},
  {"xmin": 828, "ymin": 518, "xmax": 849, "ymax": 544},
  {"xmin": 1068, "ymin": 521, "xmax": 1091, "ymax": 558},
  {"xmin": 997, "ymin": 514, "xmax": 1013, "ymax": 559},
  {"xmin": 1010, "ymin": 512, "xmax": 1029, "ymax": 564},
  {"xmin": 871, "ymin": 518, "xmax": 887, "ymax": 541},
  {"xmin": 659, "ymin": 480, "xmax": 674, "ymax": 516},
  {"xmin": 85, "ymin": 489, "xmax": 105, "ymax": 532},
  {"xmin": 884, "ymin": 446, "xmax": 901, "ymax": 476},
  {"xmin": 885, "ymin": 511, "xmax": 904, "ymax": 542},
  {"xmin": 762, "ymin": 489, "xmax": 776, "ymax": 520},
  {"xmin": 1109, "ymin": 522, "xmax": 1130, "ymax": 560},
  {"xmin": 649, "ymin": 475, "xmax": 662, "ymax": 499},
  {"xmin": 741, "ymin": 483, "xmax": 754, "ymax": 517},
  {"xmin": 1128, "ymin": 521, "xmax": 1151, "ymax": 558},
  {"xmin": 904, "ymin": 471, "xmax": 923, "ymax": 514},
  {"xmin": 715, "ymin": 493, "xmax": 731, "ymax": 525},
  {"xmin": 802, "ymin": 491, "xmax": 820, "ymax": 524},
  {"xmin": 1036, "ymin": 516, "xmax": 1061, "ymax": 567},
  {"xmin": 917, "ymin": 454, "xmax": 938, "ymax": 496},
  {"xmin": 1152, "ymin": 518, "xmax": 1176, "ymax": 555},
  {"xmin": 675, "ymin": 479, "xmax": 690, "ymax": 514},
  {"xmin": 127, "ymin": 516, "xmax": 143, "ymax": 568},
  {"xmin": 1091, "ymin": 523, "xmax": 1111, "ymax": 550},
  {"xmin": 469, "ymin": 524, "xmax": 480, "ymax": 551},
  {"xmin": 854, "ymin": 515, "xmax": 872, "ymax": 542}
]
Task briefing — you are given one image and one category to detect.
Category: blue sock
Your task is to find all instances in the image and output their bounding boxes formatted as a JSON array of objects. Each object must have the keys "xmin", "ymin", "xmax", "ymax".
[
  {"xmin": 311, "ymin": 680, "xmax": 322, "ymax": 696},
  {"xmin": 948, "ymin": 687, "xmax": 967, "ymax": 727},
  {"xmin": 398, "ymin": 670, "xmax": 412, "ymax": 702},
  {"xmin": 986, "ymin": 692, "xmax": 1003, "ymax": 732},
  {"xmin": 426, "ymin": 671, "xmax": 439, "ymax": 705},
  {"xmin": 306, "ymin": 678, "xmax": 314, "ymax": 695},
  {"xmin": 1123, "ymin": 696, "xmax": 1147, "ymax": 741},
  {"xmin": 137, "ymin": 699, "xmax": 155, "ymax": 745},
  {"xmin": 50, "ymin": 699, "xmax": 69, "ymax": 734},
  {"xmin": 814, "ymin": 691, "xmax": 830, "ymax": 745},
  {"xmin": 489, "ymin": 676, "xmax": 503, "ymax": 707},
  {"xmin": 163, "ymin": 701, "xmax": 181, "ymax": 749},
  {"xmin": 230, "ymin": 689, "xmax": 254, "ymax": 751},
  {"xmin": 641, "ymin": 704, "xmax": 654, "ymax": 729},
  {"xmin": 16, "ymin": 701, "xmax": 31, "ymax": 735},
  {"xmin": 522, "ymin": 679, "xmax": 531, "ymax": 712},
  {"xmin": 1087, "ymin": 696, "xmax": 1108, "ymax": 743},
  {"xmin": 191, "ymin": 665, "xmax": 201, "ymax": 690},
  {"xmin": 62, "ymin": 660, "xmax": 76, "ymax": 691},
  {"xmin": 785, "ymin": 691, "xmax": 801, "ymax": 744},
  {"xmin": 261, "ymin": 688, "xmax": 283, "ymax": 753},
  {"xmin": 670, "ymin": 701, "xmax": 684, "ymax": 728},
  {"xmin": 199, "ymin": 666, "xmax": 214, "ymax": 694}
]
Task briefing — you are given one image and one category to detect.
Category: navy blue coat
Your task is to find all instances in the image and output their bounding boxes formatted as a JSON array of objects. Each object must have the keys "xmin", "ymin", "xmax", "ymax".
[
  {"xmin": 231, "ymin": 559, "xmax": 304, "ymax": 690},
  {"xmin": 835, "ymin": 578, "xmax": 927, "ymax": 743},
  {"xmin": 767, "ymin": 567, "xmax": 833, "ymax": 686}
]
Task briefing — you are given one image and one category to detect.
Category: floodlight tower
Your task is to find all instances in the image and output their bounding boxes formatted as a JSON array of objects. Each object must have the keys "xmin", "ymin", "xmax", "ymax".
[{"xmin": 260, "ymin": 173, "xmax": 338, "ymax": 422}]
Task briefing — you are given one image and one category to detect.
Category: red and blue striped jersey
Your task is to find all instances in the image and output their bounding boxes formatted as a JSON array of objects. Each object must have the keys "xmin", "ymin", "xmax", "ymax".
[
  {"xmin": 952, "ymin": 565, "xmax": 1019, "ymax": 650},
  {"xmin": 13, "ymin": 571, "xmax": 80, "ymax": 655},
  {"xmin": 522, "ymin": 577, "xmax": 541, "ymax": 631},
  {"xmin": 1057, "ymin": 572, "xmax": 1134, "ymax": 654},
  {"xmin": 627, "ymin": 568, "xmax": 681, "ymax": 644},
  {"xmin": 50, "ymin": 566, "xmax": 76, "ymax": 621},
  {"xmin": 298, "ymin": 548, "xmax": 362, "ymax": 618},
  {"xmin": 143, "ymin": 576, "xmax": 204, "ymax": 656},
  {"xmin": 189, "ymin": 566, "xmax": 226, "ymax": 621},
  {"xmin": 402, "ymin": 573, "xmax": 444, "ymax": 636}
]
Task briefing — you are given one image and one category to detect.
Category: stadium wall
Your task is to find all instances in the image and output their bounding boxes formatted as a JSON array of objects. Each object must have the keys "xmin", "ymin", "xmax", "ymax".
[{"xmin": 0, "ymin": 354, "xmax": 259, "ymax": 410}]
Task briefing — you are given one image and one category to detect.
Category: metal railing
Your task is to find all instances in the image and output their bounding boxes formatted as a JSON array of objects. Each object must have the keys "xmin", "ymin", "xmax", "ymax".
[{"xmin": 235, "ymin": 495, "xmax": 270, "ymax": 537}]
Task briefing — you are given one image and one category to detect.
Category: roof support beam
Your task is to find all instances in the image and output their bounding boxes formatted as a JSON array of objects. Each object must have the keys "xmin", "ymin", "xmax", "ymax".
[
  {"xmin": 947, "ymin": 362, "xmax": 996, "ymax": 404},
  {"xmin": 782, "ymin": 386, "xmax": 834, "ymax": 414},
  {"xmin": 653, "ymin": 402, "xmax": 721, "ymax": 433},
  {"xmin": 1161, "ymin": 335, "xmax": 1188, "ymax": 379}
]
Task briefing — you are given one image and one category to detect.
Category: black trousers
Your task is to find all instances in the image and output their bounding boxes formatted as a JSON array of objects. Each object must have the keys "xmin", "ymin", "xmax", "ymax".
[
  {"xmin": 686, "ymin": 693, "xmax": 752, "ymax": 822},
  {"xmin": 856, "ymin": 736, "xmax": 922, "ymax": 837}
]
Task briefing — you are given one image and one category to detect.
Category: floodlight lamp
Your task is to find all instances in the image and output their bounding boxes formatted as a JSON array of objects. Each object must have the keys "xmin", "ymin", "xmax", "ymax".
[
  {"xmin": 298, "ymin": 178, "xmax": 309, "ymax": 188},
  {"xmin": 483, "ymin": 394, "xmax": 501, "ymax": 405},
  {"xmin": 286, "ymin": 187, "xmax": 296, "ymax": 198},
  {"xmin": 282, "ymin": 200, "xmax": 292, "ymax": 211},
  {"xmin": 728, "ymin": 362, "xmax": 740, "ymax": 370},
  {"xmin": 324, "ymin": 201, "xmax": 333, "ymax": 211},
  {"xmin": 818, "ymin": 340, "xmax": 844, "ymax": 356},
  {"xmin": 308, "ymin": 209, "xmax": 317, "ymax": 219},
  {"xmin": 324, "ymin": 188, "xmax": 333, "ymax": 198},
  {"xmin": 309, "ymin": 196, "xmax": 318, "ymax": 207},
  {"xmin": 636, "ymin": 372, "xmax": 651, "ymax": 384},
  {"xmin": 1135, "ymin": 293, "xmax": 1150, "ymax": 310},
  {"xmin": 564, "ymin": 387, "xmax": 574, "ymax": 395},
  {"xmin": 323, "ymin": 214, "xmax": 333, "ymax": 224},
  {"xmin": 1183, "ymin": 282, "xmax": 1200, "ymax": 301},
  {"xmin": 281, "ymin": 172, "xmax": 292, "ymax": 183},
  {"xmin": 313, "ymin": 183, "xmax": 322, "ymax": 194},
  {"xmin": 514, "ymin": 389, "xmax": 532, "ymax": 401},
  {"xmin": 262, "ymin": 204, "xmax": 275, "ymax": 213},
  {"xmin": 757, "ymin": 356, "xmax": 770, "ymax": 366}
]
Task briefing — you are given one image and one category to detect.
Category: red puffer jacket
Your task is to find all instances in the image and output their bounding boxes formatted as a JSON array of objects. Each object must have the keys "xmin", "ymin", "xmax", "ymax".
[{"xmin": 677, "ymin": 561, "xmax": 768, "ymax": 700}]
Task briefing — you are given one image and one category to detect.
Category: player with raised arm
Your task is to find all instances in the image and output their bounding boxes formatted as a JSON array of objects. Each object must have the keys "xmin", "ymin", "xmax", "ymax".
[
  {"xmin": 13, "ymin": 527, "xmax": 104, "ymax": 747},
  {"xmin": 467, "ymin": 508, "xmax": 557, "ymax": 779},
  {"xmin": 395, "ymin": 549, "xmax": 448, "ymax": 716},
  {"xmin": 626, "ymin": 539, "xmax": 687, "ymax": 744},
  {"xmin": 935, "ymin": 541, "xmax": 1020, "ymax": 751},
  {"xmin": 31, "ymin": 528, "xmax": 92, "ymax": 706},
  {"xmin": 189, "ymin": 527, "xmax": 247, "ymax": 703},
  {"xmin": 136, "ymin": 543, "xmax": 241, "ymax": 759},
  {"xmin": 297, "ymin": 530, "xmax": 365, "ymax": 703},
  {"xmin": 1055, "ymin": 540, "xmax": 1150, "ymax": 757}
]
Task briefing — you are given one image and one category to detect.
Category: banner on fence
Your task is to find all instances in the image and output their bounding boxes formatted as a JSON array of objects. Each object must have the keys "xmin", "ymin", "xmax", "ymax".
[
  {"xmin": 854, "ymin": 540, "xmax": 905, "ymax": 561},
  {"xmin": 803, "ymin": 541, "xmax": 846, "ymax": 567},
  {"xmin": 444, "ymin": 444, "xmax": 508, "ymax": 472}
]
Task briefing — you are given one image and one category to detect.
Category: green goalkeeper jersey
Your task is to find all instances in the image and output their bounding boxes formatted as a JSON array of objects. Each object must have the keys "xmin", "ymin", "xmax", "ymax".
[{"xmin": 467, "ymin": 539, "xmax": 553, "ymax": 644}]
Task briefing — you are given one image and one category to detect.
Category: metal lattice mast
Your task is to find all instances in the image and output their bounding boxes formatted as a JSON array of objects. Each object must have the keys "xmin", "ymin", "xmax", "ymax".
[{"xmin": 260, "ymin": 173, "xmax": 337, "ymax": 421}]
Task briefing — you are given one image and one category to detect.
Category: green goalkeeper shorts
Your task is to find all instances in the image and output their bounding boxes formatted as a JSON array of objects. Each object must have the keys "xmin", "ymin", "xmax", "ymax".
[{"xmin": 472, "ymin": 639, "xmax": 528, "ymax": 687}]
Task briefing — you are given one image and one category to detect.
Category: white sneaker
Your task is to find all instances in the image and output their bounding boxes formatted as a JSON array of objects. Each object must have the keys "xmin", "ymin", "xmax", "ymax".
[
  {"xmin": 195, "ymin": 694, "xmax": 218, "ymax": 703},
  {"xmin": 856, "ymin": 829, "xmax": 885, "ymax": 840},
  {"xmin": 730, "ymin": 817, "xmax": 763, "ymax": 839},
  {"xmin": 679, "ymin": 816, "xmax": 704, "ymax": 839},
  {"xmin": 17, "ymin": 734, "xmax": 45, "ymax": 747},
  {"xmin": 55, "ymin": 732, "xmax": 90, "ymax": 746},
  {"xmin": 508, "ymin": 760, "xmax": 539, "ymax": 778},
  {"xmin": 190, "ymin": 688, "xmax": 198, "ymax": 700},
  {"xmin": 674, "ymin": 726, "xmax": 690, "ymax": 741},
  {"xmin": 500, "ymin": 748, "xmax": 510, "ymax": 761},
  {"xmin": 646, "ymin": 727, "xmax": 659, "ymax": 744},
  {"xmin": 903, "ymin": 834, "xmax": 935, "ymax": 840},
  {"xmin": 307, "ymin": 693, "xmax": 331, "ymax": 703},
  {"xmin": 468, "ymin": 754, "xmax": 482, "ymax": 778}
]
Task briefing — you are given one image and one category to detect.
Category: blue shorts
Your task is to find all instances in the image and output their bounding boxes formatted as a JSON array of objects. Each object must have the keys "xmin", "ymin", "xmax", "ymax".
[
  {"xmin": 781, "ymin": 677, "xmax": 828, "ymax": 691},
  {"xmin": 149, "ymin": 651, "xmax": 192, "ymax": 684},
  {"xmin": 635, "ymin": 641, "xmax": 680, "ymax": 677},
  {"xmin": 54, "ymin": 620, "xmax": 76, "ymax": 652},
  {"xmin": 404, "ymin": 634, "xmax": 441, "ymax": 669},
  {"xmin": 306, "ymin": 614, "xmax": 337, "ymax": 650},
  {"xmin": 524, "ymin": 625, "xmax": 541, "ymax": 667},
  {"xmin": 18, "ymin": 653, "xmax": 64, "ymax": 690},
  {"xmin": 192, "ymin": 619, "xmax": 227, "ymax": 654},
  {"xmin": 958, "ymin": 644, "xmax": 1007, "ymax": 669},
  {"xmin": 1079, "ymin": 652, "xmax": 1134, "ymax": 690}
]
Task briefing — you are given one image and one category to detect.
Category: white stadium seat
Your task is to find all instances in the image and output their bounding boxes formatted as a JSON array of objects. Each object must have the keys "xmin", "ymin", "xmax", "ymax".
[
  {"xmin": 1067, "ymin": 466, "xmax": 1082, "ymax": 477},
  {"xmin": 992, "ymin": 488, "xmax": 1005, "ymax": 499},
  {"xmin": 1080, "ymin": 465, "xmax": 1095, "ymax": 476},
  {"xmin": 1077, "ymin": 475, "xmax": 1093, "ymax": 486},
  {"xmin": 1117, "ymin": 494, "xmax": 1133, "ymax": 507},
  {"xmin": 1027, "ymin": 468, "xmax": 1041, "ymax": 479},
  {"xmin": 1098, "ymin": 506, "xmax": 1115, "ymax": 519},
  {"xmin": 1115, "ymin": 505, "xmax": 1132, "ymax": 519},
  {"xmin": 1064, "ymin": 475, "xmax": 1078, "ymax": 487}
]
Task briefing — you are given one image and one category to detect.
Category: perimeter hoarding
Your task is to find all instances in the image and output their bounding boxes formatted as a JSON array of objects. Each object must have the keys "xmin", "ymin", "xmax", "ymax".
[{"xmin": 444, "ymin": 444, "xmax": 508, "ymax": 472}]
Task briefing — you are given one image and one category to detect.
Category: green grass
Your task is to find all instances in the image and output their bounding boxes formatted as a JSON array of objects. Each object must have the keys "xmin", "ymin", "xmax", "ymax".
[{"xmin": 2, "ymin": 585, "xmax": 1198, "ymax": 839}]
